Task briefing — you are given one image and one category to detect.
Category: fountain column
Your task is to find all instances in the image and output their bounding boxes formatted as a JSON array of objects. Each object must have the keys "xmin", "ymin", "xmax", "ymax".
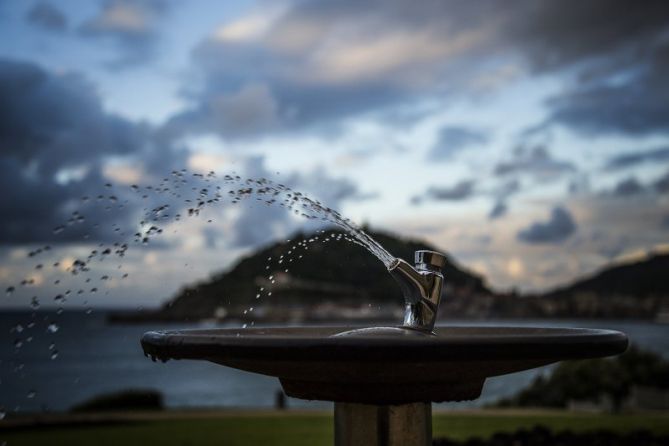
[{"xmin": 334, "ymin": 402, "xmax": 432, "ymax": 446}]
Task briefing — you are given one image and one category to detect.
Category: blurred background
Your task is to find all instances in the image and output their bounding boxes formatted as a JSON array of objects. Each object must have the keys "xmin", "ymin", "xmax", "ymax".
[{"xmin": 1, "ymin": 1, "xmax": 669, "ymax": 444}]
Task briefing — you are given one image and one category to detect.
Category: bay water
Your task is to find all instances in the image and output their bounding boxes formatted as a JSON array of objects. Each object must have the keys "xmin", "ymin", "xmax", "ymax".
[{"xmin": 1, "ymin": 311, "xmax": 667, "ymax": 413}]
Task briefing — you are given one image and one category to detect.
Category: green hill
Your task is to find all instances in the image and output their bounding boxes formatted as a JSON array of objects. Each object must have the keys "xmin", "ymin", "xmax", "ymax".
[
  {"xmin": 153, "ymin": 228, "xmax": 490, "ymax": 321},
  {"xmin": 110, "ymin": 234, "xmax": 669, "ymax": 323},
  {"xmin": 544, "ymin": 253, "xmax": 669, "ymax": 298}
]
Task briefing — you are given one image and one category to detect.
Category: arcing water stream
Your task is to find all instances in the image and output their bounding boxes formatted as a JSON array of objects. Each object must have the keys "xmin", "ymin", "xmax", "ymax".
[{"xmin": 3, "ymin": 169, "xmax": 397, "ymax": 397}]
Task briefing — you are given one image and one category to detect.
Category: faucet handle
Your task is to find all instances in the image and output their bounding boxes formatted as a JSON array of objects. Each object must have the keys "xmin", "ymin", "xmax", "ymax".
[{"xmin": 415, "ymin": 250, "xmax": 446, "ymax": 272}]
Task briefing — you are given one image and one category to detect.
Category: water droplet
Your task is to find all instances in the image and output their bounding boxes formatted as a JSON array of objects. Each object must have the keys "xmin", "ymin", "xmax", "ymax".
[
  {"xmin": 50, "ymin": 350, "xmax": 59, "ymax": 360},
  {"xmin": 46, "ymin": 323, "xmax": 59, "ymax": 333},
  {"xmin": 5, "ymin": 286, "xmax": 14, "ymax": 296},
  {"xmin": 27, "ymin": 390, "xmax": 36, "ymax": 399}
]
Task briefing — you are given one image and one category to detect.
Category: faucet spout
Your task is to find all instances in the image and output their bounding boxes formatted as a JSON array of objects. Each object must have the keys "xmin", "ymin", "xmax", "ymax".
[{"xmin": 388, "ymin": 251, "xmax": 446, "ymax": 332}]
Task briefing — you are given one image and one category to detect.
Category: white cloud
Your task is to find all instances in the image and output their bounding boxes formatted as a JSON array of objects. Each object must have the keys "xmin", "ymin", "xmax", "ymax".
[
  {"xmin": 506, "ymin": 257, "xmax": 524, "ymax": 278},
  {"xmin": 213, "ymin": 11, "xmax": 279, "ymax": 43},
  {"xmin": 209, "ymin": 84, "xmax": 279, "ymax": 133},
  {"xmin": 103, "ymin": 161, "xmax": 144, "ymax": 185},
  {"xmin": 301, "ymin": 28, "xmax": 489, "ymax": 86},
  {"xmin": 187, "ymin": 152, "xmax": 235, "ymax": 174}
]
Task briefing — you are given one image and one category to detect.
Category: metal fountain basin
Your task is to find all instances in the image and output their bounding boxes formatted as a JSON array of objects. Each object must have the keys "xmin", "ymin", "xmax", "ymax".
[
  {"xmin": 141, "ymin": 325, "xmax": 628, "ymax": 405},
  {"xmin": 141, "ymin": 250, "xmax": 628, "ymax": 445}
]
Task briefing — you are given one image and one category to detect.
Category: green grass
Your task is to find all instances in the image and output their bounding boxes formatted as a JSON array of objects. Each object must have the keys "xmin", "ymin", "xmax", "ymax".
[
  {"xmin": 2, "ymin": 411, "xmax": 668, "ymax": 446},
  {"xmin": 1, "ymin": 415, "xmax": 333, "ymax": 446}
]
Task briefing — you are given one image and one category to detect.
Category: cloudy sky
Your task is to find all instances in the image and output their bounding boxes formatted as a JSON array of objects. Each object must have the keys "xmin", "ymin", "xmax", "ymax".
[{"xmin": 1, "ymin": 0, "xmax": 668, "ymax": 308}]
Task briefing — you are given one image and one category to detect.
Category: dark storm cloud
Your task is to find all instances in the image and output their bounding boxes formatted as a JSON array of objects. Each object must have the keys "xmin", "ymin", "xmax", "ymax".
[
  {"xmin": 26, "ymin": 2, "xmax": 67, "ymax": 32},
  {"xmin": 654, "ymin": 170, "xmax": 669, "ymax": 194},
  {"xmin": 517, "ymin": 206, "xmax": 577, "ymax": 244},
  {"xmin": 0, "ymin": 58, "xmax": 156, "ymax": 243},
  {"xmin": 79, "ymin": 0, "xmax": 168, "ymax": 68},
  {"xmin": 612, "ymin": 177, "xmax": 645, "ymax": 197},
  {"xmin": 165, "ymin": 1, "xmax": 500, "ymax": 139},
  {"xmin": 494, "ymin": 146, "xmax": 575, "ymax": 179},
  {"xmin": 412, "ymin": 176, "xmax": 520, "ymax": 215},
  {"xmin": 411, "ymin": 180, "xmax": 476, "ymax": 205},
  {"xmin": 605, "ymin": 147, "xmax": 669, "ymax": 170},
  {"xmin": 531, "ymin": 2, "xmax": 669, "ymax": 136},
  {"xmin": 0, "ymin": 57, "xmax": 374, "ymax": 248},
  {"xmin": 600, "ymin": 170, "xmax": 669, "ymax": 197},
  {"xmin": 428, "ymin": 126, "xmax": 488, "ymax": 161},
  {"xmin": 167, "ymin": 0, "xmax": 669, "ymax": 140},
  {"xmin": 163, "ymin": 72, "xmax": 409, "ymax": 140},
  {"xmin": 161, "ymin": 84, "xmax": 281, "ymax": 140},
  {"xmin": 546, "ymin": 53, "xmax": 669, "ymax": 136},
  {"xmin": 508, "ymin": 1, "xmax": 669, "ymax": 135},
  {"xmin": 507, "ymin": 1, "xmax": 669, "ymax": 72},
  {"xmin": 0, "ymin": 60, "xmax": 147, "ymax": 169},
  {"xmin": 488, "ymin": 179, "xmax": 520, "ymax": 220},
  {"xmin": 425, "ymin": 180, "xmax": 476, "ymax": 201},
  {"xmin": 488, "ymin": 202, "xmax": 507, "ymax": 220}
]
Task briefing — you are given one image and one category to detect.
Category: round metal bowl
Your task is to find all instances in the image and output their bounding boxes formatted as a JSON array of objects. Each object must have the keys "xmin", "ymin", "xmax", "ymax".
[{"xmin": 141, "ymin": 325, "xmax": 628, "ymax": 404}]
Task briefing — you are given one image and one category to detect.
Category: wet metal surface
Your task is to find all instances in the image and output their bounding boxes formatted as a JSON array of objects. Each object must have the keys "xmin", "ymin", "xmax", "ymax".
[{"xmin": 141, "ymin": 325, "xmax": 628, "ymax": 404}]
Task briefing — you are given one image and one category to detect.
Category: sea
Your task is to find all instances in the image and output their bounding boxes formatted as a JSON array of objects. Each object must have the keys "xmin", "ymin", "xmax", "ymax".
[{"xmin": 1, "ymin": 311, "xmax": 668, "ymax": 413}]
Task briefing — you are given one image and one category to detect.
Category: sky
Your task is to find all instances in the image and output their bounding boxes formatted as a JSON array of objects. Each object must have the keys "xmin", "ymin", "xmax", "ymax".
[{"xmin": 1, "ymin": 0, "xmax": 668, "ymax": 309}]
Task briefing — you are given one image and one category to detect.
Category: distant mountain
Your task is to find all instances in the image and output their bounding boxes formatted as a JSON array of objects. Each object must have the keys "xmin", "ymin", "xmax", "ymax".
[
  {"xmin": 136, "ymin": 228, "xmax": 491, "ymax": 322},
  {"xmin": 524, "ymin": 253, "xmax": 669, "ymax": 319},
  {"xmin": 109, "ymin": 233, "xmax": 669, "ymax": 323},
  {"xmin": 543, "ymin": 253, "xmax": 669, "ymax": 298}
]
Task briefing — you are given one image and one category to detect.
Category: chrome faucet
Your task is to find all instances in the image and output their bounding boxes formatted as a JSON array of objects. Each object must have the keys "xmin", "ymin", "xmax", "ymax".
[{"xmin": 388, "ymin": 250, "xmax": 446, "ymax": 332}]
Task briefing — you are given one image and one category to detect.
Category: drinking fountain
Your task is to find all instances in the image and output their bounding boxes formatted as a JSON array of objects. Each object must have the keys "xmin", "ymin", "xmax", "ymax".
[{"xmin": 141, "ymin": 250, "xmax": 628, "ymax": 445}]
